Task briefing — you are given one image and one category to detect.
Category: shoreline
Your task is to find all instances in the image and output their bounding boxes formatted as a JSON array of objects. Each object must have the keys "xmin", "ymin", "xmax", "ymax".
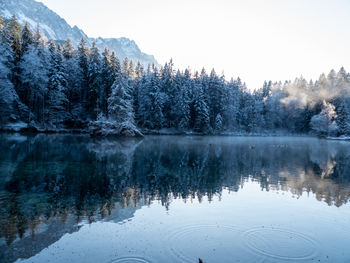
[
  {"xmin": 1, "ymin": 122, "xmax": 349, "ymax": 141},
  {"xmin": 1, "ymin": 126, "xmax": 349, "ymax": 141}
]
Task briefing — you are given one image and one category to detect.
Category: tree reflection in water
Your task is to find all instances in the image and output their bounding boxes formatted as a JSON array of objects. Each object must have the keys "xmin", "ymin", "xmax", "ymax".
[{"xmin": 0, "ymin": 134, "xmax": 349, "ymax": 259}]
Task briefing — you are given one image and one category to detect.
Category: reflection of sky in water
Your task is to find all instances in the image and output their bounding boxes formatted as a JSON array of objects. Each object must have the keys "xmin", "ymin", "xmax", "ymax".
[{"xmin": 0, "ymin": 135, "xmax": 349, "ymax": 262}]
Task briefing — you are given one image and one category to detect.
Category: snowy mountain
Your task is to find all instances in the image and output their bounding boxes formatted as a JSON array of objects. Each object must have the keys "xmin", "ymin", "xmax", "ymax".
[
  {"xmin": 0, "ymin": 0, "xmax": 158, "ymax": 66},
  {"xmin": 94, "ymin": 37, "xmax": 157, "ymax": 66}
]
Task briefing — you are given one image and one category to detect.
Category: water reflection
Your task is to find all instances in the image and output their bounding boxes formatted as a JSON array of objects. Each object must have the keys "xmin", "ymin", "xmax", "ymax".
[{"xmin": 0, "ymin": 134, "xmax": 350, "ymax": 262}]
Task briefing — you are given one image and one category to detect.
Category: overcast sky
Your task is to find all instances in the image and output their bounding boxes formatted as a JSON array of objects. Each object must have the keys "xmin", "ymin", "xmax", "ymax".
[{"xmin": 39, "ymin": 0, "xmax": 350, "ymax": 89}]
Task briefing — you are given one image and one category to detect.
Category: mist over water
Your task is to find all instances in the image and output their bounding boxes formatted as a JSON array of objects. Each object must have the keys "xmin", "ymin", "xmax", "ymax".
[{"xmin": 0, "ymin": 134, "xmax": 350, "ymax": 263}]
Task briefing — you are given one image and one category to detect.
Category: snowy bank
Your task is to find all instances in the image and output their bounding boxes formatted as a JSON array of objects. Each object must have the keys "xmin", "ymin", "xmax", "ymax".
[
  {"xmin": 1, "ymin": 122, "xmax": 28, "ymax": 132},
  {"xmin": 89, "ymin": 120, "xmax": 143, "ymax": 137},
  {"xmin": 327, "ymin": 136, "xmax": 350, "ymax": 141}
]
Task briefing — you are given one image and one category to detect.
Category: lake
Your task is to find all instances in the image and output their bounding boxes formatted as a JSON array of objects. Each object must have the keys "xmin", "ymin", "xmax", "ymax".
[{"xmin": 0, "ymin": 134, "xmax": 350, "ymax": 263}]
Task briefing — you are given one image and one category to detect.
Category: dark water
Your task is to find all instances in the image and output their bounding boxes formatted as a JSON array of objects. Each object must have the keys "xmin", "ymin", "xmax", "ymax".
[{"xmin": 0, "ymin": 134, "xmax": 350, "ymax": 263}]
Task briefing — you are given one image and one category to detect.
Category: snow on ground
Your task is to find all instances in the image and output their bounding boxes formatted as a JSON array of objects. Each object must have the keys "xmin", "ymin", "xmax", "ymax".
[
  {"xmin": 327, "ymin": 136, "xmax": 350, "ymax": 141},
  {"xmin": 3, "ymin": 122, "xmax": 28, "ymax": 132}
]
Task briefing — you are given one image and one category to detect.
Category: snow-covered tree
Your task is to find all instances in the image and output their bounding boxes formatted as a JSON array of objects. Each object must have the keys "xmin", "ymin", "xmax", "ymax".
[
  {"xmin": 87, "ymin": 41, "xmax": 101, "ymax": 119},
  {"xmin": 61, "ymin": 39, "xmax": 82, "ymax": 119},
  {"xmin": 121, "ymin": 57, "xmax": 130, "ymax": 76},
  {"xmin": 20, "ymin": 23, "xmax": 34, "ymax": 56},
  {"xmin": 310, "ymin": 101, "xmax": 338, "ymax": 136},
  {"xmin": 160, "ymin": 60, "xmax": 175, "ymax": 127},
  {"xmin": 2, "ymin": 16, "xmax": 350, "ymax": 138},
  {"xmin": 108, "ymin": 74, "xmax": 134, "ymax": 122},
  {"xmin": 193, "ymin": 83, "xmax": 210, "ymax": 132},
  {"xmin": 77, "ymin": 38, "xmax": 89, "ymax": 110},
  {"xmin": 138, "ymin": 67, "xmax": 166, "ymax": 129},
  {"xmin": 99, "ymin": 48, "xmax": 114, "ymax": 117},
  {"xmin": 222, "ymin": 79, "xmax": 240, "ymax": 129},
  {"xmin": 335, "ymin": 98, "xmax": 350, "ymax": 136},
  {"xmin": 4, "ymin": 15, "xmax": 22, "ymax": 61},
  {"xmin": 0, "ymin": 24, "xmax": 27, "ymax": 125},
  {"xmin": 177, "ymin": 82, "xmax": 191, "ymax": 131},
  {"xmin": 19, "ymin": 38, "xmax": 49, "ymax": 123},
  {"xmin": 172, "ymin": 69, "xmax": 190, "ymax": 131},
  {"xmin": 215, "ymin": 113, "xmax": 223, "ymax": 131},
  {"xmin": 62, "ymin": 39, "xmax": 74, "ymax": 59},
  {"xmin": 107, "ymin": 73, "xmax": 141, "ymax": 136},
  {"xmin": 46, "ymin": 40, "xmax": 68, "ymax": 126},
  {"xmin": 208, "ymin": 69, "xmax": 225, "ymax": 128},
  {"xmin": 133, "ymin": 61, "xmax": 144, "ymax": 122}
]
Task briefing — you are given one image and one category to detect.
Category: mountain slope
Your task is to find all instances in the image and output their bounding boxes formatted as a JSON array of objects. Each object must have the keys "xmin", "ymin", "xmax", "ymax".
[{"xmin": 0, "ymin": 0, "xmax": 158, "ymax": 66}]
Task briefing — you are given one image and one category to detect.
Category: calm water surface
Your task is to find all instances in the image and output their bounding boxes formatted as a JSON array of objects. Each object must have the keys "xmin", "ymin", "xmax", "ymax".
[{"xmin": 0, "ymin": 134, "xmax": 350, "ymax": 263}]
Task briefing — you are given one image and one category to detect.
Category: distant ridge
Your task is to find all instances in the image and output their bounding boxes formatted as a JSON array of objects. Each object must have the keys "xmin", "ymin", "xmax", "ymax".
[{"xmin": 0, "ymin": 0, "xmax": 158, "ymax": 66}]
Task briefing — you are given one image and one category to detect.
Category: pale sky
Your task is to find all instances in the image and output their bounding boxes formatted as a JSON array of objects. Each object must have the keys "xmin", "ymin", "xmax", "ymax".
[{"xmin": 39, "ymin": 0, "xmax": 350, "ymax": 89}]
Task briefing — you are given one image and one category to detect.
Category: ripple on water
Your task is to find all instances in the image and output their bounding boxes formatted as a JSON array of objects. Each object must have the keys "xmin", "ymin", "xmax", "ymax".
[
  {"xmin": 243, "ymin": 227, "xmax": 318, "ymax": 261},
  {"xmin": 110, "ymin": 257, "xmax": 151, "ymax": 263},
  {"xmin": 168, "ymin": 224, "xmax": 244, "ymax": 263}
]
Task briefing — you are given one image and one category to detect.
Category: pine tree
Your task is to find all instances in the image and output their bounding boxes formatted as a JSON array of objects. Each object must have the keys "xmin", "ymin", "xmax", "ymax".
[
  {"xmin": 336, "ymin": 99, "xmax": 350, "ymax": 136},
  {"xmin": 135, "ymin": 61, "xmax": 143, "ymax": 79},
  {"xmin": 160, "ymin": 60, "xmax": 175, "ymax": 127},
  {"xmin": 77, "ymin": 38, "xmax": 89, "ymax": 111},
  {"xmin": 136, "ymin": 68, "xmax": 151, "ymax": 128},
  {"xmin": 174, "ymin": 73, "xmax": 190, "ymax": 131},
  {"xmin": 264, "ymin": 82, "xmax": 284, "ymax": 130},
  {"xmin": 208, "ymin": 69, "xmax": 224, "ymax": 128},
  {"xmin": 62, "ymin": 39, "xmax": 82, "ymax": 119},
  {"xmin": 222, "ymin": 79, "xmax": 240, "ymax": 129},
  {"xmin": 149, "ymin": 68, "xmax": 166, "ymax": 129},
  {"xmin": 20, "ymin": 23, "xmax": 34, "ymax": 56},
  {"xmin": 0, "ymin": 23, "xmax": 27, "ymax": 125},
  {"xmin": 33, "ymin": 24, "xmax": 46, "ymax": 48},
  {"xmin": 138, "ymin": 67, "xmax": 166, "ymax": 129},
  {"xmin": 215, "ymin": 113, "xmax": 223, "ymax": 131},
  {"xmin": 87, "ymin": 41, "xmax": 102, "ymax": 119},
  {"xmin": 4, "ymin": 15, "xmax": 22, "ymax": 61},
  {"xmin": 46, "ymin": 40, "xmax": 68, "ymax": 126},
  {"xmin": 100, "ymin": 48, "xmax": 114, "ymax": 117},
  {"xmin": 4, "ymin": 15, "xmax": 22, "ymax": 93},
  {"xmin": 122, "ymin": 57, "xmax": 129, "ymax": 76},
  {"xmin": 108, "ymin": 74, "xmax": 135, "ymax": 126},
  {"xmin": 19, "ymin": 36, "xmax": 49, "ymax": 123},
  {"xmin": 193, "ymin": 83, "xmax": 210, "ymax": 132},
  {"xmin": 133, "ymin": 61, "xmax": 144, "ymax": 123},
  {"xmin": 128, "ymin": 59, "xmax": 135, "ymax": 79},
  {"xmin": 63, "ymin": 39, "xmax": 74, "ymax": 59},
  {"xmin": 110, "ymin": 51, "xmax": 121, "ymax": 75},
  {"xmin": 253, "ymin": 90, "xmax": 265, "ymax": 130},
  {"xmin": 167, "ymin": 69, "xmax": 181, "ymax": 128}
]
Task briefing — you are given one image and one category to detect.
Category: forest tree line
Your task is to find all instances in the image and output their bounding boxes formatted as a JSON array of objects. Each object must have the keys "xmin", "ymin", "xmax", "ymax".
[{"xmin": 1, "ymin": 15, "xmax": 350, "ymax": 136}]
